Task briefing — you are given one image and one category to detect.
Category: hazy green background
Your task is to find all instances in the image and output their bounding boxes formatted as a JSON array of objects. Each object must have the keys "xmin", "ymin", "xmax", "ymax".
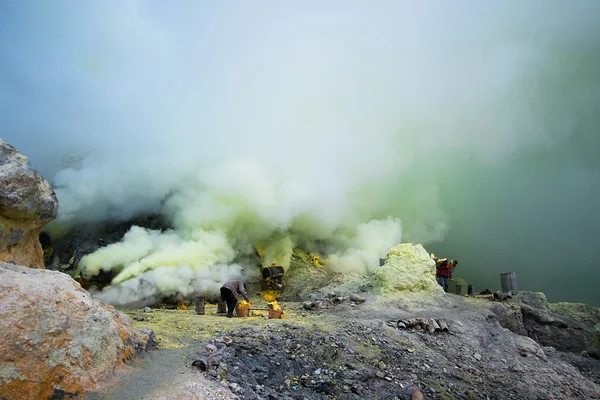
[{"xmin": 2, "ymin": 1, "xmax": 599, "ymax": 305}]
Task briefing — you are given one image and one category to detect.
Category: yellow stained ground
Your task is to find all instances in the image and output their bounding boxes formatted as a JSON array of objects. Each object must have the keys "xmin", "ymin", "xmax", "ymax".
[{"xmin": 120, "ymin": 303, "xmax": 325, "ymax": 350}]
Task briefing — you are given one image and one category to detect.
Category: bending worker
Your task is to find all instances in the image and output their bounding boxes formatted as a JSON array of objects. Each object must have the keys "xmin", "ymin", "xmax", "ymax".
[{"xmin": 220, "ymin": 280, "xmax": 251, "ymax": 318}]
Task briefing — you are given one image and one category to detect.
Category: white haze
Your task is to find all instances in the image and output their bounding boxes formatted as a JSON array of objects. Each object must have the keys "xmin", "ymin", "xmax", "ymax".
[{"xmin": 1, "ymin": 1, "xmax": 599, "ymax": 305}]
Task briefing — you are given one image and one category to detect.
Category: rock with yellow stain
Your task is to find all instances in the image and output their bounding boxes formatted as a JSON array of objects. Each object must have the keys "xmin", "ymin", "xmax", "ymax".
[
  {"xmin": 0, "ymin": 261, "xmax": 153, "ymax": 399},
  {"xmin": 311, "ymin": 254, "xmax": 323, "ymax": 267},
  {"xmin": 0, "ymin": 140, "xmax": 59, "ymax": 269}
]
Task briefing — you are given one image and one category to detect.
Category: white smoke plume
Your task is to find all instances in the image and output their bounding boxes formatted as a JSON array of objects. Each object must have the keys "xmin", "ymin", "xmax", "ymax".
[{"xmin": 2, "ymin": 1, "xmax": 599, "ymax": 305}]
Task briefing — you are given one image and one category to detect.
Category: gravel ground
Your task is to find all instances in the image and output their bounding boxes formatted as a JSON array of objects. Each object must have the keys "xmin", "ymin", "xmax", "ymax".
[{"xmin": 87, "ymin": 297, "xmax": 600, "ymax": 400}]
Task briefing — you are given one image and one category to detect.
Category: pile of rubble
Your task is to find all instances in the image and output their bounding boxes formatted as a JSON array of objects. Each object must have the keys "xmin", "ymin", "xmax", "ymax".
[
  {"xmin": 189, "ymin": 321, "xmax": 428, "ymax": 399},
  {"xmin": 394, "ymin": 318, "xmax": 451, "ymax": 334},
  {"xmin": 302, "ymin": 293, "xmax": 366, "ymax": 311}
]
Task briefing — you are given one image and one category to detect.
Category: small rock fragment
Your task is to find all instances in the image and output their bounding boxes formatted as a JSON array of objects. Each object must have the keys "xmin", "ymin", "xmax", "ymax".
[
  {"xmin": 205, "ymin": 344, "xmax": 218, "ymax": 352},
  {"xmin": 221, "ymin": 336, "xmax": 233, "ymax": 345},
  {"xmin": 411, "ymin": 388, "xmax": 425, "ymax": 400},
  {"xmin": 350, "ymin": 293, "xmax": 366, "ymax": 303}
]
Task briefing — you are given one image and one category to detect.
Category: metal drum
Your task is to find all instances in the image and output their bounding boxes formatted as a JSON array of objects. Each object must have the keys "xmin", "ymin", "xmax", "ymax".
[
  {"xmin": 262, "ymin": 266, "xmax": 285, "ymax": 280},
  {"xmin": 500, "ymin": 272, "xmax": 518, "ymax": 294}
]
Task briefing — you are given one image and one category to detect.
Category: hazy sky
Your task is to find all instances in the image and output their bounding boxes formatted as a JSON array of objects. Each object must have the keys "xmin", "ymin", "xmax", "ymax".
[{"xmin": 1, "ymin": 1, "xmax": 599, "ymax": 305}]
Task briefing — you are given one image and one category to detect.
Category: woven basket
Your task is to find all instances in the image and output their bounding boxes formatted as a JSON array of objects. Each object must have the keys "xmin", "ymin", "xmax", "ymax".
[{"xmin": 235, "ymin": 305, "xmax": 249, "ymax": 317}]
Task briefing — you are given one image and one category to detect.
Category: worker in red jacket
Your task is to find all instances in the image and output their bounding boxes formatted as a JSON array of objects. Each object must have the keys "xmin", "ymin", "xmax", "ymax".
[{"xmin": 436, "ymin": 258, "xmax": 451, "ymax": 292}]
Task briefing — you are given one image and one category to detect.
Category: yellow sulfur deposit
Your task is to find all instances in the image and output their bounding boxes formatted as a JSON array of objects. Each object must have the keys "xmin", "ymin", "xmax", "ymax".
[
  {"xmin": 261, "ymin": 290, "xmax": 278, "ymax": 302},
  {"xmin": 256, "ymin": 244, "xmax": 265, "ymax": 259},
  {"xmin": 311, "ymin": 254, "xmax": 323, "ymax": 267},
  {"xmin": 237, "ymin": 300, "xmax": 250, "ymax": 309},
  {"xmin": 374, "ymin": 243, "xmax": 443, "ymax": 295},
  {"xmin": 269, "ymin": 301, "xmax": 282, "ymax": 310}
]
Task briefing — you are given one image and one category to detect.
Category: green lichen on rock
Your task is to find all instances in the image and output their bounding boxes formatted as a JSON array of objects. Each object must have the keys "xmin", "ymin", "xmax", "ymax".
[
  {"xmin": 548, "ymin": 302, "xmax": 600, "ymax": 327},
  {"xmin": 281, "ymin": 248, "xmax": 330, "ymax": 300},
  {"xmin": 515, "ymin": 292, "xmax": 549, "ymax": 310},
  {"xmin": 587, "ymin": 323, "xmax": 600, "ymax": 359},
  {"xmin": 373, "ymin": 243, "xmax": 443, "ymax": 295}
]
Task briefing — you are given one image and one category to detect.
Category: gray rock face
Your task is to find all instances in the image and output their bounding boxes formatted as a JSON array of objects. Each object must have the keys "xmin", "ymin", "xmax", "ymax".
[
  {"xmin": 521, "ymin": 303, "xmax": 592, "ymax": 353},
  {"xmin": 587, "ymin": 323, "xmax": 600, "ymax": 359},
  {"xmin": 514, "ymin": 291, "xmax": 550, "ymax": 310},
  {"xmin": 0, "ymin": 139, "xmax": 58, "ymax": 221},
  {"xmin": 488, "ymin": 298, "xmax": 594, "ymax": 353},
  {"xmin": 0, "ymin": 139, "xmax": 58, "ymax": 268},
  {"xmin": 0, "ymin": 261, "xmax": 154, "ymax": 399}
]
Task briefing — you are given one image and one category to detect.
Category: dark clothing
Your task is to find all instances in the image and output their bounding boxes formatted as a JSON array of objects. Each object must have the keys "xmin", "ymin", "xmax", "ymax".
[
  {"xmin": 220, "ymin": 280, "xmax": 250, "ymax": 317},
  {"xmin": 220, "ymin": 287, "xmax": 238, "ymax": 317},
  {"xmin": 438, "ymin": 276, "xmax": 449, "ymax": 292},
  {"xmin": 221, "ymin": 280, "xmax": 250, "ymax": 301}
]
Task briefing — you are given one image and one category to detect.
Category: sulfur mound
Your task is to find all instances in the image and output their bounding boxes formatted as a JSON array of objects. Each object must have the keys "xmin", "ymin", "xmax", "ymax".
[{"xmin": 374, "ymin": 243, "xmax": 443, "ymax": 296}]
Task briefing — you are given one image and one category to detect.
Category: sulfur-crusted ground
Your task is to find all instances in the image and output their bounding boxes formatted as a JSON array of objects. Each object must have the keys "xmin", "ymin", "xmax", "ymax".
[{"xmin": 84, "ymin": 296, "xmax": 600, "ymax": 400}]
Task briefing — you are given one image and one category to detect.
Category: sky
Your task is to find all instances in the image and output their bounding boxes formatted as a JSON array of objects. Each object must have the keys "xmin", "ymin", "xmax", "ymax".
[{"xmin": 1, "ymin": 1, "xmax": 599, "ymax": 306}]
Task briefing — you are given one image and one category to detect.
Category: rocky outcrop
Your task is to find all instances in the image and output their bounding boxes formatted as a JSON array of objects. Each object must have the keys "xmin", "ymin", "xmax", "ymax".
[
  {"xmin": 280, "ymin": 249, "xmax": 331, "ymax": 301},
  {"xmin": 374, "ymin": 243, "xmax": 443, "ymax": 295},
  {"xmin": 0, "ymin": 262, "xmax": 154, "ymax": 399},
  {"xmin": 587, "ymin": 323, "xmax": 600, "ymax": 359},
  {"xmin": 489, "ymin": 291, "xmax": 596, "ymax": 353},
  {"xmin": 486, "ymin": 303, "xmax": 527, "ymax": 336},
  {"xmin": 0, "ymin": 139, "xmax": 58, "ymax": 268},
  {"xmin": 549, "ymin": 302, "xmax": 600, "ymax": 327},
  {"xmin": 519, "ymin": 293, "xmax": 594, "ymax": 353}
]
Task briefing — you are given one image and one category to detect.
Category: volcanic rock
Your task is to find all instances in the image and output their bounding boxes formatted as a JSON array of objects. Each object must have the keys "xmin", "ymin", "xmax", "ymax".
[
  {"xmin": 0, "ymin": 139, "xmax": 58, "ymax": 268},
  {"xmin": 515, "ymin": 335, "xmax": 547, "ymax": 360},
  {"xmin": 587, "ymin": 323, "xmax": 600, "ymax": 360},
  {"xmin": 350, "ymin": 293, "xmax": 366, "ymax": 303},
  {"xmin": 0, "ymin": 262, "xmax": 154, "ymax": 399}
]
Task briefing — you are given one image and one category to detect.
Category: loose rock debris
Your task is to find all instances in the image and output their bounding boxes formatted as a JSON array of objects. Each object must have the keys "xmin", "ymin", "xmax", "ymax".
[
  {"xmin": 391, "ymin": 318, "xmax": 451, "ymax": 334},
  {"xmin": 189, "ymin": 322, "xmax": 430, "ymax": 399},
  {"xmin": 183, "ymin": 314, "xmax": 600, "ymax": 400}
]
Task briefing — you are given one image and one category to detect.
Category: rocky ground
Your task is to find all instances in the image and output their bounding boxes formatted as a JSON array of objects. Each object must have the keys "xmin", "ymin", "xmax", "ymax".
[{"xmin": 85, "ymin": 295, "xmax": 600, "ymax": 400}]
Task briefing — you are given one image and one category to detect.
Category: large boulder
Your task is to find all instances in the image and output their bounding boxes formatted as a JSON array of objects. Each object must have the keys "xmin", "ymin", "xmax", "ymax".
[
  {"xmin": 0, "ymin": 139, "xmax": 58, "ymax": 268},
  {"xmin": 509, "ymin": 292, "xmax": 597, "ymax": 353},
  {"xmin": 0, "ymin": 262, "xmax": 154, "ymax": 399},
  {"xmin": 374, "ymin": 243, "xmax": 443, "ymax": 295}
]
